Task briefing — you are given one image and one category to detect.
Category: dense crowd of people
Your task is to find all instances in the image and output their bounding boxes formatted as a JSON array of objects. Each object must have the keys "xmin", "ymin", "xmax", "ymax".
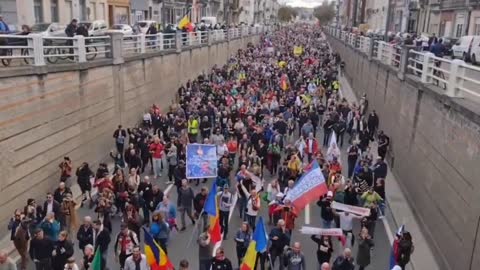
[{"xmin": 3, "ymin": 24, "xmax": 415, "ymax": 270}]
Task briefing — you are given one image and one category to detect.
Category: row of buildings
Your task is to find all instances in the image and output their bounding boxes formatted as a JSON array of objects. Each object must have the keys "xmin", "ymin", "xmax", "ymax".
[
  {"xmin": 336, "ymin": 0, "xmax": 480, "ymax": 38},
  {"xmin": 0, "ymin": 0, "xmax": 279, "ymax": 30}
]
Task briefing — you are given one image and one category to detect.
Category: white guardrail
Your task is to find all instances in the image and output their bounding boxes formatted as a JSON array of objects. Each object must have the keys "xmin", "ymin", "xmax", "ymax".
[
  {"xmin": 0, "ymin": 26, "xmax": 271, "ymax": 67},
  {"xmin": 324, "ymin": 26, "xmax": 480, "ymax": 100}
]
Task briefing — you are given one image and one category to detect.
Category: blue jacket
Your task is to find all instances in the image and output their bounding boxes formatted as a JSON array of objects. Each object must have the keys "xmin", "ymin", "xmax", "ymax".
[
  {"xmin": 150, "ymin": 221, "xmax": 170, "ymax": 241},
  {"xmin": 40, "ymin": 220, "xmax": 61, "ymax": 241}
]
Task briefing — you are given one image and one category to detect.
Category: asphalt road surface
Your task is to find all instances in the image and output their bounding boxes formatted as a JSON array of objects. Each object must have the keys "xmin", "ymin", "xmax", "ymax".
[{"xmin": 19, "ymin": 132, "xmax": 391, "ymax": 270}]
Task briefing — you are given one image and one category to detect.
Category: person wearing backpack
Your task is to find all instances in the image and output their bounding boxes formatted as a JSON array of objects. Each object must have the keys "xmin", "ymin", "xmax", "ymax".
[{"xmin": 114, "ymin": 223, "xmax": 139, "ymax": 270}]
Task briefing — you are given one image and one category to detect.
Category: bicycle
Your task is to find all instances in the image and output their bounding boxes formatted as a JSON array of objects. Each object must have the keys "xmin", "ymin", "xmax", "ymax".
[
  {"xmin": 1, "ymin": 48, "xmax": 31, "ymax": 66},
  {"xmin": 45, "ymin": 46, "xmax": 71, "ymax": 64},
  {"xmin": 432, "ymin": 60, "xmax": 446, "ymax": 90},
  {"xmin": 85, "ymin": 45, "xmax": 98, "ymax": 61}
]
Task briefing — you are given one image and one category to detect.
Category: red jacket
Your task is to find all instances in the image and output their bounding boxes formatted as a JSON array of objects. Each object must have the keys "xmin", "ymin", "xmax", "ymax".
[
  {"xmin": 305, "ymin": 138, "xmax": 319, "ymax": 155},
  {"xmin": 149, "ymin": 142, "xmax": 164, "ymax": 159}
]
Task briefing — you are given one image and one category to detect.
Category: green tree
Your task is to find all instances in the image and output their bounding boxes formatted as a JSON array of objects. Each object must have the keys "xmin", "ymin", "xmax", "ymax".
[
  {"xmin": 278, "ymin": 6, "xmax": 297, "ymax": 22},
  {"xmin": 313, "ymin": 1, "xmax": 335, "ymax": 25}
]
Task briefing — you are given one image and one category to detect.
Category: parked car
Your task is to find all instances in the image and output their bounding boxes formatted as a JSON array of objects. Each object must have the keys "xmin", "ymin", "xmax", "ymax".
[
  {"xmin": 79, "ymin": 20, "xmax": 108, "ymax": 36},
  {"xmin": 30, "ymin": 22, "xmax": 66, "ymax": 37},
  {"xmin": 469, "ymin": 38, "xmax": 480, "ymax": 65},
  {"xmin": 134, "ymin": 20, "xmax": 157, "ymax": 34},
  {"xmin": 107, "ymin": 24, "xmax": 133, "ymax": 35},
  {"xmin": 452, "ymin": 35, "xmax": 477, "ymax": 61},
  {"xmin": 440, "ymin": 36, "xmax": 458, "ymax": 57}
]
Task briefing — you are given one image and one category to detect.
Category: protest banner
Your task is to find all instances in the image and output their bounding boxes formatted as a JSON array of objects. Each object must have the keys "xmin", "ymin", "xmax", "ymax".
[
  {"xmin": 331, "ymin": 201, "xmax": 371, "ymax": 216},
  {"xmin": 186, "ymin": 144, "xmax": 218, "ymax": 179},
  {"xmin": 300, "ymin": 226, "xmax": 346, "ymax": 246}
]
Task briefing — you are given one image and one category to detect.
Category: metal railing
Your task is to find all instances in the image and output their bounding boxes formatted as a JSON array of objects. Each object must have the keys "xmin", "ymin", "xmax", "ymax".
[
  {"xmin": 324, "ymin": 26, "xmax": 480, "ymax": 100},
  {"xmin": 0, "ymin": 25, "xmax": 272, "ymax": 68},
  {"xmin": 373, "ymin": 40, "xmax": 401, "ymax": 70}
]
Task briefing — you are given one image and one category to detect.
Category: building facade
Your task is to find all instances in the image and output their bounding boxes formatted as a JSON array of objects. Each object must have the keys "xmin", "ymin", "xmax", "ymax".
[
  {"xmin": 365, "ymin": 0, "xmax": 388, "ymax": 31},
  {"xmin": 238, "ymin": 0, "xmax": 254, "ymax": 24},
  {"xmin": 1, "ymin": 0, "xmax": 108, "ymax": 28},
  {"xmin": 107, "ymin": 0, "xmax": 130, "ymax": 25}
]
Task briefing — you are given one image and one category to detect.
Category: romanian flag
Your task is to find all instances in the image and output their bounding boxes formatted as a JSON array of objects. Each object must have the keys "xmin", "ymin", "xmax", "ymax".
[
  {"xmin": 240, "ymin": 217, "xmax": 268, "ymax": 270},
  {"xmin": 204, "ymin": 181, "xmax": 222, "ymax": 245},
  {"xmin": 142, "ymin": 227, "xmax": 174, "ymax": 270}
]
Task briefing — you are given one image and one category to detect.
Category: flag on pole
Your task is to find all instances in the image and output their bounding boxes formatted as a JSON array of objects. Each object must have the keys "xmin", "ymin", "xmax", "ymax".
[
  {"xmin": 178, "ymin": 9, "xmax": 192, "ymax": 30},
  {"xmin": 204, "ymin": 181, "xmax": 222, "ymax": 245},
  {"xmin": 285, "ymin": 160, "xmax": 328, "ymax": 210},
  {"xmin": 91, "ymin": 247, "xmax": 102, "ymax": 270},
  {"xmin": 326, "ymin": 131, "xmax": 341, "ymax": 163},
  {"xmin": 389, "ymin": 225, "xmax": 405, "ymax": 269},
  {"xmin": 142, "ymin": 227, "xmax": 174, "ymax": 270},
  {"xmin": 240, "ymin": 217, "xmax": 269, "ymax": 270}
]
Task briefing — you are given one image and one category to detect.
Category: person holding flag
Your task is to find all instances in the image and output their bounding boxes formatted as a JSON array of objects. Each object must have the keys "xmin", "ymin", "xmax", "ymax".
[
  {"xmin": 239, "ymin": 217, "xmax": 268, "ymax": 270},
  {"xmin": 142, "ymin": 227, "xmax": 174, "ymax": 270},
  {"xmin": 203, "ymin": 181, "xmax": 223, "ymax": 248}
]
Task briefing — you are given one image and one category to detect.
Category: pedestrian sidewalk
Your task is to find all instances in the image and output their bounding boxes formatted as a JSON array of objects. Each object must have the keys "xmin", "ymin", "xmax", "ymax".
[{"xmin": 339, "ymin": 74, "xmax": 440, "ymax": 270}]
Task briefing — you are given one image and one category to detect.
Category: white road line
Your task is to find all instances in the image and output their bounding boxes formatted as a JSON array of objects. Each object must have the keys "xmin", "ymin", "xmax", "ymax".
[
  {"xmin": 383, "ymin": 217, "xmax": 394, "ymax": 244},
  {"xmin": 164, "ymin": 183, "xmax": 174, "ymax": 195},
  {"xmin": 305, "ymin": 203, "xmax": 311, "ymax": 225}
]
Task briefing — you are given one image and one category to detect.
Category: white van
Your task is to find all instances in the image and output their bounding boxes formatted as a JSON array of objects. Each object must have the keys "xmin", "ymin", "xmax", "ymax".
[
  {"xmin": 452, "ymin": 35, "xmax": 476, "ymax": 61},
  {"xmin": 200, "ymin": 17, "xmax": 217, "ymax": 28},
  {"xmin": 468, "ymin": 37, "xmax": 480, "ymax": 65},
  {"xmin": 78, "ymin": 20, "xmax": 108, "ymax": 36},
  {"xmin": 134, "ymin": 20, "xmax": 157, "ymax": 34}
]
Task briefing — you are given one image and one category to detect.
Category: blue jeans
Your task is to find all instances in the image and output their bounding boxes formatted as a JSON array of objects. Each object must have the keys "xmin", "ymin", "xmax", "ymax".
[
  {"xmin": 238, "ymin": 197, "xmax": 247, "ymax": 219},
  {"xmin": 322, "ymin": 219, "xmax": 333, "ymax": 229},
  {"xmin": 153, "ymin": 157, "xmax": 163, "ymax": 178}
]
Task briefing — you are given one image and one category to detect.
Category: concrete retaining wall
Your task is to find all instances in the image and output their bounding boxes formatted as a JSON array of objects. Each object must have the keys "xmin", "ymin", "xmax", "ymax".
[
  {"xmin": 327, "ymin": 36, "xmax": 480, "ymax": 270},
  {"xmin": 0, "ymin": 35, "xmax": 259, "ymax": 234}
]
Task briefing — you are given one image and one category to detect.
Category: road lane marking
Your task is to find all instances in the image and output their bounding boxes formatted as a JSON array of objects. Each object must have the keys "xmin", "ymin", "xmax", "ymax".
[{"xmin": 305, "ymin": 203, "xmax": 311, "ymax": 225}]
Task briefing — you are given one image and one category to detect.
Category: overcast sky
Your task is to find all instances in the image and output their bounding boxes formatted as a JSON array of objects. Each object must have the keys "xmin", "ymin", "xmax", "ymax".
[{"xmin": 284, "ymin": 0, "xmax": 328, "ymax": 8}]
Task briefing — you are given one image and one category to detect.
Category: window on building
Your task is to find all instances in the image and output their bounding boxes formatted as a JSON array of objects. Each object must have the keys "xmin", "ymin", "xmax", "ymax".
[
  {"xmin": 51, "ymin": 0, "xmax": 59, "ymax": 22},
  {"xmin": 439, "ymin": 22, "xmax": 445, "ymax": 37},
  {"xmin": 65, "ymin": 0, "xmax": 73, "ymax": 21},
  {"xmin": 34, "ymin": 0, "xmax": 44, "ymax": 23},
  {"xmin": 90, "ymin": 2, "xmax": 97, "ymax": 20},
  {"xmin": 474, "ymin": 18, "xmax": 480, "ymax": 35},
  {"xmin": 455, "ymin": 24, "xmax": 463, "ymax": 38}
]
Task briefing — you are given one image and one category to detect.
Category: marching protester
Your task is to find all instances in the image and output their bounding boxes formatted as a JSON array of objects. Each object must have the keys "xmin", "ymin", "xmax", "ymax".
[{"xmin": 6, "ymin": 24, "xmax": 412, "ymax": 270}]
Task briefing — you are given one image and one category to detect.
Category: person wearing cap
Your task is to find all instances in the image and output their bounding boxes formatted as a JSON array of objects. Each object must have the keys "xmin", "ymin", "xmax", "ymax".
[
  {"xmin": 29, "ymin": 228, "xmax": 54, "ymax": 270},
  {"xmin": 114, "ymin": 223, "xmax": 139, "ymax": 269},
  {"xmin": 219, "ymin": 184, "xmax": 232, "ymax": 239},
  {"xmin": 317, "ymin": 192, "xmax": 335, "ymax": 229}
]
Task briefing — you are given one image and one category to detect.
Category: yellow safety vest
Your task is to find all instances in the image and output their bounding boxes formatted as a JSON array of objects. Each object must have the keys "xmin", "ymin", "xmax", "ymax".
[{"xmin": 188, "ymin": 119, "xmax": 199, "ymax": 134}]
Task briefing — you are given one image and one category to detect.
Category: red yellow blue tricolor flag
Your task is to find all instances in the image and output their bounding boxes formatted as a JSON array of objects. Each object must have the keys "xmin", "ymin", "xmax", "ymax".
[
  {"xmin": 240, "ymin": 217, "xmax": 268, "ymax": 270},
  {"xmin": 204, "ymin": 181, "xmax": 222, "ymax": 245},
  {"xmin": 142, "ymin": 227, "xmax": 174, "ymax": 270}
]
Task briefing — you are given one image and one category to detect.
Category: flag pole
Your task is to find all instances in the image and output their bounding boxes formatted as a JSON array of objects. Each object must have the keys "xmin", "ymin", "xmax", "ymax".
[
  {"xmin": 267, "ymin": 253, "xmax": 274, "ymax": 270},
  {"xmin": 186, "ymin": 208, "xmax": 204, "ymax": 248}
]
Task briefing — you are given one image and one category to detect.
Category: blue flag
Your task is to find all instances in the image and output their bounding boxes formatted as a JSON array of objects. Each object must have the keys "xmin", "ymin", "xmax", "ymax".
[
  {"xmin": 203, "ymin": 181, "xmax": 218, "ymax": 216},
  {"xmin": 253, "ymin": 217, "xmax": 268, "ymax": 252}
]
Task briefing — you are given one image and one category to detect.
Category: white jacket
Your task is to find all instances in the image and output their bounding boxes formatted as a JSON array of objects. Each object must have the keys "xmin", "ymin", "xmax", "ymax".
[{"xmin": 124, "ymin": 255, "xmax": 150, "ymax": 270}]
